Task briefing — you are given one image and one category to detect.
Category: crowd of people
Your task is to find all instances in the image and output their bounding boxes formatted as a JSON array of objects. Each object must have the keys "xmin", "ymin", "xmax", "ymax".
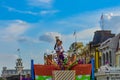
[{"xmin": 21, "ymin": 74, "xmax": 31, "ymax": 80}]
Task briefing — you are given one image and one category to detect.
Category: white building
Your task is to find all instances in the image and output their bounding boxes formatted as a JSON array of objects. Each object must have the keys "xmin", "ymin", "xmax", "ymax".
[
  {"xmin": 116, "ymin": 36, "xmax": 120, "ymax": 67},
  {"xmin": 99, "ymin": 33, "xmax": 120, "ymax": 67},
  {"xmin": 1, "ymin": 58, "xmax": 30, "ymax": 80}
]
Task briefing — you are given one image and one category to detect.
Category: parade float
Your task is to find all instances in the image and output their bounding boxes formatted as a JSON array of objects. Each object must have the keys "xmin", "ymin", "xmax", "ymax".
[
  {"xmin": 30, "ymin": 37, "xmax": 94, "ymax": 80},
  {"xmin": 31, "ymin": 53, "xmax": 94, "ymax": 80}
]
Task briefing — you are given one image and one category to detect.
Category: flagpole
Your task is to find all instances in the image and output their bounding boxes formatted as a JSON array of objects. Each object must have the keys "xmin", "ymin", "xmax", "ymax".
[
  {"xmin": 101, "ymin": 13, "xmax": 104, "ymax": 30},
  {"xmin": 73, "ymin": 30, "xmax": 77, "ymax": 53},
  {"xmin": 17, "ymin": 49, "xmax": 21, "ymax": 58},
  {"xmin": 74, "ymin": 30, "xmax": 77, "ymax": 43}
]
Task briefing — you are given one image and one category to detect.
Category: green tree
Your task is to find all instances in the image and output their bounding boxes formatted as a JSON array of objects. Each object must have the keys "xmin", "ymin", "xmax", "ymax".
[{"xmin": 69, "ymin": 42, "xmax": 84, "ymax": 54}]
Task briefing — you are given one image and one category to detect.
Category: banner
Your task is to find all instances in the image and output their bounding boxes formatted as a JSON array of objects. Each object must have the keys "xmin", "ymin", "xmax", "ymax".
[{"xmin": 33, "ymin": 64, "xmax": 92, "ymax": 80}]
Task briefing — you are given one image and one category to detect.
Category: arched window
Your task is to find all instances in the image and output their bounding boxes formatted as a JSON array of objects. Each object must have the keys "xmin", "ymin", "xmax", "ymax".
[
  {"xmin": 109, "ymin": 51, "xmax": 112, "ymax": 65},
  {"xmin": 106, "ymin": 52, "xmax": 109, "ymax": 63},
  {"xmin": 103, "ymin": 53, "xmax": 105, "ymax": 65}
]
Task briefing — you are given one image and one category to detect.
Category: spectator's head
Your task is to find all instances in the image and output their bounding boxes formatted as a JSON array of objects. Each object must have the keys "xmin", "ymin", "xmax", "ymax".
[
  {"xmin": 26, "ymin": 74, "xmax": 31, "ymax": 78},
  {"xmin": 90, "ymin": 55, "xmax": 94, "ymax": 59}
]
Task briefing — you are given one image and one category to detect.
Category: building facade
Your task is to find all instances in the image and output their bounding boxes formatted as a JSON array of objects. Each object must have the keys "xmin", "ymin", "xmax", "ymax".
[
  {"xmin": 115, "ymin": 35, "xmax": 120, "ymax": 67},
  {"xmin": 90, "ymin": 30, "xmax": 115, "ymax": 70},
  {"xmin": 99, "ymin": 33, "xmax": 120, "ymax": 67},
  {"xmin": 1, "ymin": 58, "xmax": 30, "ymax": 80},
  {"xmin": 116, "ymin": 50, "xmax": 120, "ymax": 67}
]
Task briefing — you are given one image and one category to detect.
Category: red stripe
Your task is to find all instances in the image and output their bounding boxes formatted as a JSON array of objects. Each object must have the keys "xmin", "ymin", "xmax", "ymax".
[
  {"xmin": 71, "ymin": 64, "xmax": 92, "ymax": 75},
  {"xmin": 34, "ymin": 64, "xmax": 92, "ymax": 76},
  {"xmin": 34, "ymin": 64, "xmax": 59, "ymax": 76}
]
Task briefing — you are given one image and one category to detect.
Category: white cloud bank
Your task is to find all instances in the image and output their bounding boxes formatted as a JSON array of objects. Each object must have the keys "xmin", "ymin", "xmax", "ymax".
[{"xmin": 0, "ymin": 20, "xmax": 29, "ymax": 42}]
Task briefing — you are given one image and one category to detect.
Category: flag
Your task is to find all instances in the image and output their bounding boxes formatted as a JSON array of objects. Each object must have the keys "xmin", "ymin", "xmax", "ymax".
[
  {"xmin": 17, "ymin": 48, "xmax": 20, "ymax": 51},
  {"xmin": 100, "ymin": 13, "xmax": 104, "ymax": 30},
  {"xmin": 73, "ymin": 31, "xmax": 76, "ymax": 36},
  {"xmin": 101, "ymin": 13, "xmax": 103, "ymax": 20}
]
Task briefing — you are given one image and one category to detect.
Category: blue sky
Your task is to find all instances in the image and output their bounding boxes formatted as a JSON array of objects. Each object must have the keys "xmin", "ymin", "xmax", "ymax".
[{"xmin": 0, "ymin": 0, "xmax": 120, "ymax": 74}]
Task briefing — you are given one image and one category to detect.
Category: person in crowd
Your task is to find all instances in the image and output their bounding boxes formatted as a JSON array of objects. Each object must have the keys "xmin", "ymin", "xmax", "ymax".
[
  {"xmin": 71, "ymin": 54, "xmax": 76, "ymax": 63},
  {"xmin": 22, "ymin": 75, "xmax": 26, "ymax": 80},
  {"xmin": 54, "ymin": 38, "xmax": 65, "ymax": 69},
  {"xmin": 57, "ymin": 41, "xmax": 64, "ymax": 64},
  {"xmin": 58, "ymin": 41, "xmax": 64, "ymax": 61},
  {"xmin": 54, "ymin": 36, "xmax": 60, "ymax": 51},
  {"xmin": 82, "ymin": 56, "xmax": 86, "ymax": 64},
  {"xmin": 67, "ymin": 56, "xmax": 72, "ymax": 65},
  {"xmin": 78, "ymin": 56, "xmax": 83, "ymax": 64},
  {"xmin": 25, "ymin": 74, "xmax": 31, "ymax": 80}
]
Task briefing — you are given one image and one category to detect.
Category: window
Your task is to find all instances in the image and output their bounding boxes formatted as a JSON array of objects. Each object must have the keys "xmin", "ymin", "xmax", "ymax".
[
  {"xmin": 106, "ymin": 52, "xmax": 109, "ymax": 63},
  {"xmin": 109, "ymin": 51, "xmax": 112, "ymax": 65},
  {"xmin": 8, "ymin": 71, "xmax": 10, "ymax": 74},
  {"xmin": 103, "ymin": 53, "xmax": 105, "ymax": 65},
  {"xmin": 13, "ymin": 71, "xmax": 15, "ymax": 74},
  {"xmin": 11, "ymin": 71, "xmax": 12, "ymax": 74}
]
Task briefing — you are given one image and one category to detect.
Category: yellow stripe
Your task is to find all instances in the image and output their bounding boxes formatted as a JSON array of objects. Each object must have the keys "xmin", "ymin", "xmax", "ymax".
[{"xmin": 95, "ymin": 51, "xmax": 99, "ymax": 69}]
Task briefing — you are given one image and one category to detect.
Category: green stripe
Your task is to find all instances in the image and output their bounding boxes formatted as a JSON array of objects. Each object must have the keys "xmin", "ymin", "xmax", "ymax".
[
  {"xmin": 76, "ymin": 75, "xmax": 90, "ymax": 80},
  {"xmin": 35, "ymin": 75, "xmax": 90, "ymax": 80},
  {"xmin": 35, "ymin": 76, "xmax": 52, "ymax": 80}
]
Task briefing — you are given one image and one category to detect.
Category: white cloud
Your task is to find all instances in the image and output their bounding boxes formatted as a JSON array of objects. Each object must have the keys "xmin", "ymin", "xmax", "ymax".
[
  {"xmin": 101, "ymin": 14, "xmax": 120, "ymax": 34},
  {"xmin": 17, "ymin": 36, "xmax": 40, "ymax": 44},
  {"xmin": 71, "ymin": 27, "xmax": 101, "ymax": 40},
  {"xmin": 0, "ymin": 20, "xmax": 29, "ymax": 41},
  {"xmin": 39, "ymin": 32, "xmax": 61, "ymax": 43},
  {"xmin": 28, "ymin": 0, "xmax": 53, "ymax": 8},
  {"xmin": 3, "ymin": 5, "xmax": 38, "ymax": 15},
  {"xmin": 40, "ymin": 10, "xmax": 59, "ymax": 15},
  {"xmin": 3, "ymin": 5, "xmax": 58, "ymax": 16},
  {"xmin": 56, "ymin": 6, "xmax": 120, "ymax": 34},
  {"xmin": 54, "ymin": 11, "xmax": 101, "ymax": 31},
  {"xmin": 0, "ymin": 20, "xmax": 42, "ymax": 44}
]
